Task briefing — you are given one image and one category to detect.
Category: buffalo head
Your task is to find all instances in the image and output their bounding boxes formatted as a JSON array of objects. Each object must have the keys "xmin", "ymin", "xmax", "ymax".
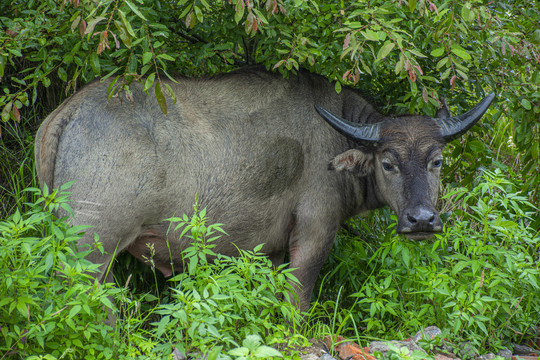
[{"xmin": 316, "ymin": 93, "xmax": 495, "ymax": 239}]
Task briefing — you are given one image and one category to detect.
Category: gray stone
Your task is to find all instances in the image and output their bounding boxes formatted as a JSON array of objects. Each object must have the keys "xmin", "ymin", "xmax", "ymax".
[
  {"xmin": 319, "ymin": 354, "xmax": 337, "ymax": 360},
  {"xmin": 413, "ymin": 326, "xmax": 443, "ymax": 343},
  {"xmin": 496, "ymin": 347, "xmax": 512, "ymax": 360},
  {"xmin": 172, "ymin": 348, "xmax": 187, "ymax": 360},
  {"xmin": 513, "ymin": 344, "xmax": 538, "ymax": 356},
  {"xmin": 369, "ymin": 340, "xmax": 426, "ymax": 355}
]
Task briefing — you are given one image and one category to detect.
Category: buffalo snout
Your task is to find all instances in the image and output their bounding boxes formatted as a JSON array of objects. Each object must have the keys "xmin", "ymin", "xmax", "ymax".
[{"xmin": 398, "ymin": 205, "xmax": 442, "ymax": 239}]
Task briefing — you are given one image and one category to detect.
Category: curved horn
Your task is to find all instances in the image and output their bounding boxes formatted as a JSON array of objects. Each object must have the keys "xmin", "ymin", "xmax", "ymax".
[
  {"xmin": 314, "ymin": 104, "xmax": 381, "ymax": 145},
  {"xmin": 437, "ymin": 93, "xmax": 495, "ymax": 141}
]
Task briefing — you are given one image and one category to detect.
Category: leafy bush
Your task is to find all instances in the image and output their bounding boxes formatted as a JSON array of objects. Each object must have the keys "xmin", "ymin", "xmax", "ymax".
[
  {"xmin": 339, "ymin": 168, "xmax": 540, "ymax": 354},
  {"xmin": 0, "ymin": 183, "xmax": 123, "ymax": 359},
  {"xmin": 0, "ymin": 188, "xmax": 306, "ymax": 359},
  {"xmin": 146, "ymin": 204, "xmax": 306, "ymax": 358}
]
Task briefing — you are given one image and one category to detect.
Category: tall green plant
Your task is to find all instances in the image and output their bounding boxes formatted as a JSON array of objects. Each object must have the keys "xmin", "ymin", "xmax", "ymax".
[
  {"xmin": 147, "ymin": 204, "xmax": 306, "ymax": 358},
  {"xmin": 0, "ymin": 183, "xmax": 126, "ymax": 359}
]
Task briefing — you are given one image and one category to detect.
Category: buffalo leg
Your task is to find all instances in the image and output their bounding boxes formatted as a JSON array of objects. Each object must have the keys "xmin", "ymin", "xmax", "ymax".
[{"xmin": 287, "ymin": 220, "xmax": 338, "ymax": 311}]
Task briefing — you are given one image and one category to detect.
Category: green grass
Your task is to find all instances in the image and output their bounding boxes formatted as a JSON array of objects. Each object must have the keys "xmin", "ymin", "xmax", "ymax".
[{"xmin": 0, "ymin": 120, "xmax": 37, "ymax": 217}]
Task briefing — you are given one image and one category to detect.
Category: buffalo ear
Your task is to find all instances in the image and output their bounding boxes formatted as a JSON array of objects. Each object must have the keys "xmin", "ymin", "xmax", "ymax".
[
  {"xmin": 330, "ymin": 149, "xmax": 374, "ymax": 176},
  {"xmin": 435, "ymin": 98, "xmax": 451, "ymax": 119}
]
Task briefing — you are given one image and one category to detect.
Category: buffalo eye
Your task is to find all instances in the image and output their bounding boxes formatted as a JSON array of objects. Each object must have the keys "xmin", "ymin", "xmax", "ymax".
[
  {"xmin": 432, "ymin": 159, "xmax": 443, "ymax": 168},
  {"xmin": 382, "ymin": 161, "xmax": 394, "ymax": 172}
]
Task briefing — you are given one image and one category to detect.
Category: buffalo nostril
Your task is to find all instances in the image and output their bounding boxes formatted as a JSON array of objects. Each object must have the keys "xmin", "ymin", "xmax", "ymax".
[
  {"xmin": 428, "ymin": 213, "xmax": 435, "ymax": 224},
  {"xmin": 407, "ymin": 214, "xmax": 417, "ymax": 224}
]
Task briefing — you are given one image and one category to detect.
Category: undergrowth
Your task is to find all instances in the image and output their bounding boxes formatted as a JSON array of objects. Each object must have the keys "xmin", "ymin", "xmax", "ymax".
[
  {"xmin": 0, "ymin": 183, "xmax": 121, "ymax": 359},
  {"xmin": 313, "ymin": 168, "xmax": 540, "ymax": 357},
  {"xmin": 0, "ymin": 187, "xmax": 307, "ymax": 359},
  {"xmin": 143, "ymin": 205, "xmax": 307, "ymax": 359}
]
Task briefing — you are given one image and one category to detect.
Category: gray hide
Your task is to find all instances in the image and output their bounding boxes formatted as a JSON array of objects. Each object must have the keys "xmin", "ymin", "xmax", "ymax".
[{"xmin": 35, "ymin": 68, "xmax": 494, "ymax": 311}]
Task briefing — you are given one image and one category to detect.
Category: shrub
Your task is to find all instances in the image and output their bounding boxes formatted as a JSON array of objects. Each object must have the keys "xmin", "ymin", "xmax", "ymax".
[
  {"xmin": 147, "ymin": 204, "xmax": 306, "ymax": 358},
  {"xmin": 0, "ymin": 183, "xmax": 123, "ymax": 359},
  {"xmin": 332, "ymin": 168, "xmax": 539, "ymax": 354}
]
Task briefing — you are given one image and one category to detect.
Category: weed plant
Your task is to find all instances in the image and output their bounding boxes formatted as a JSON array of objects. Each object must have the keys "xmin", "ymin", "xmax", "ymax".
[
  {"xmin": 0, "ymin": 187, "xmax": 307, "ymax": 359},
  {"xmin": 0, "ymin": 183, "xmax": 122, "ymax": 359},
  {"xmin": 147, "ymin": 204, "xmax": 306, "ymax": 359}
]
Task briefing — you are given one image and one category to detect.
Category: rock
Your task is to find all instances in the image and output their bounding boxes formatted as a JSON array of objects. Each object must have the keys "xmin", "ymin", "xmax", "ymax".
[
  {"xmin": 512, "ymin": 344, "xmax": 538, "ymax": 356},
  {"xmin": 319, "ymin": 354, "xmax": 338, "ymax": 360},
  {"xmin": 369, "ymin": 340, "xmax": 426, "ymax": 356},
  {"xmin": 300, "ymin": 354, "xmax": 319, "ymax": 360},
  {"xmin": 413, "ymin": 326, "xmax": 443, "ymax": 343},
  {"xmin": 172, "ymin": 348, "xmax": 186, "ymax": 360},
  {"xmin": 476, "ymin": 353, "xmax": 496, "ymax": 360},
  {"xmin": 300, "ymin": 350, "xmax": 338, "ymax": 360},
  {"xmin": 496, "ymin": 347, "xmax": 512, "ymax": 359}
]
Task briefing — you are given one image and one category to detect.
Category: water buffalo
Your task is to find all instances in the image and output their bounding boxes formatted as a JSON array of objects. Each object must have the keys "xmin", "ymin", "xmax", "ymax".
[{"xmin": 35, "ymin": 68, "xmax": 494, "ymax": 310}]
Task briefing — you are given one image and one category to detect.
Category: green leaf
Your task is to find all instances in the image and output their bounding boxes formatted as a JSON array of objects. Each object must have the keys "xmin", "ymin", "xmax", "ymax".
[
  {"xmin": 401, "ymin": 247, "xmax": 410, "ymax": 268},
  {"xmin": 408, "ymin": 48, "xmax": 427, "ymax": 58},
  {"xmin": 68, "ymin": 305, "xmax": 82, "ymax": 319},
  {"xmin": 335, "ymin": 81, "xmax": 342, "ymax": 94},
  {"xmin": 144, "ymin": 73, "xmax": 155, "ymax": 92},
  {"xmin": 243, "ymin": 334, "xmax": 263, "ymax": 350},
  {"xmin": 532, "ymin": 29, "xmax": 540, "ymax": 45},
  {"xmin": 17, "ymin": 301, "xmax": 29, "ymax": 318},
  {"xmin": 253, "ymin": 346, "xmax": 283, "ymax": 358},
  {"xmin": 376, "ymin": 41, "xmax": 395, "ymax": 61},
  {"xmin": 164, "ymin": 83, "xmax": 177, "ymax": 104},
  {"xmin": 207, "ymin": 346, "xmax": 223, "ymax": 360},
  {"xmin": 0, "ymin": 55, "xmax": 5, "ymax": 79},
  {"xmin": 437, "ymin": 57, "xmax": 449, "ymax": 70},
  {"xmin": 361, "ymin": 30, "xmax": 379, "ymax": 41},
  {"xmin": 101, "ymin": 68, "xmax": 120, "ymax": 82},
  {"xmin": 143, "ymin": 51, "xmax": 153, "ymax": 65},
  {"xmin": 521, "ymin": 99, "xmax": 532, "ymax": 110},
  {"xmin": 430, "ymin": 47, "xmax": 445, "ymax": 57},
  {"xmin": 118, "ymin": 9, "xmax": 136, "ymax": 37},
  {"xmin": 58, "ymin": 67, "xmax": 67, "ymax": 82},
  {"xmin": 394, "ymin": 56, "xmax": 404, "ymax": 75},
  {"xmin": 2, "ymin": 101, "xmax": 12, "ymax": 122},
  {"xmin": 154, "ymin": 315, "xmax": 170, "ymax": 337},
  {"xmin": 229, "ymin": 347, "xmax": 250, "ymax": 356},
  {"xmin": 408, "ymin": 0, "xmax": 417, "ymax": 12},
  {"xmin": 468, "ymin": 139, "xmax": 485, "ymax": 152},
  {"xmin": 125, "ymin": 0, "xmax": 147, "ymax": 21},
  {"xmin": 234, "ymin": 0, "xmax": 245, "ymax": 24},
  {"xmin": 84, "ymin": 16, "xmax": 106, "ymax": 35},
  {"xmin": 155, "ymin": 81, "xmax": 167, "ymax": 114},
  {"xmin": 452, "ymin": 260, "xmax": 469, "ymax": 275},
  {"xmin": 451, "ymin": 44, "xmax": 472, "ymax": 60},
  {"xmin": 157, "ymin": 53, "xmax": 175, "ymax": 61},
  {"xmin": 90, "ymin": 52, "xmax": 101, "ymax": 75},
  {"xmin": 8, "ymin": 48, "xmax": 23, "ymax": 57}
]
